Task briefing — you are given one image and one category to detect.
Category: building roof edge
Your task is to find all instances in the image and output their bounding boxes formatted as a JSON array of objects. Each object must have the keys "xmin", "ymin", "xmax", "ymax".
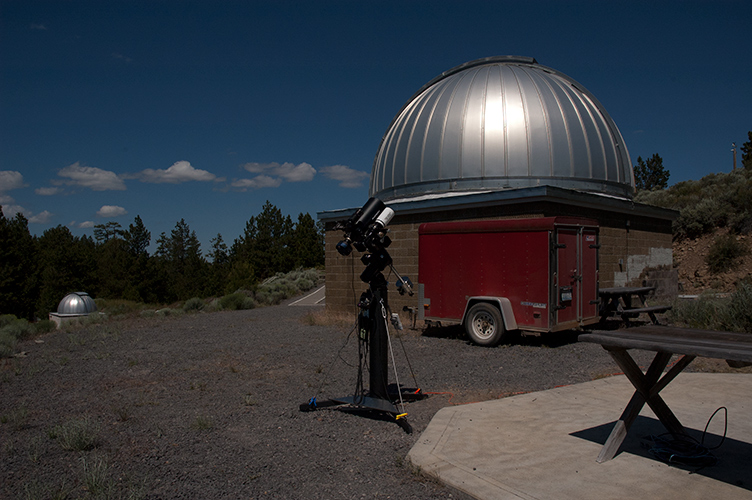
[{"xmin": 317, "ymin": 186, "xmax": 678, "ymax": 222}]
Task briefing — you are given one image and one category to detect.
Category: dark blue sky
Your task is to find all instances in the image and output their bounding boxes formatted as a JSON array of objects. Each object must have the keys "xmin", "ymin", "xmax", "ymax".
[{"xmin": 1, "ymin": 0, "xmax": 749, "ymax": 251}]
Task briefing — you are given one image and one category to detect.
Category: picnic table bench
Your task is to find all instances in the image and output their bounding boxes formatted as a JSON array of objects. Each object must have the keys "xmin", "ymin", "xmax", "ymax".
[
  {"xmin": 599, "ymin": 286, "xmax": 672, "ymax": 325},
  {"xmin": 579, "ymin": 325, "xmax": 752, "ymax": 462}
]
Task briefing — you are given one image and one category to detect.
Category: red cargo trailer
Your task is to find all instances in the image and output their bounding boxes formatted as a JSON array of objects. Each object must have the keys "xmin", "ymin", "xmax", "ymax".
[{"xmin": 418, "ymin": 217, "xmax": 599, "ymax": 345}]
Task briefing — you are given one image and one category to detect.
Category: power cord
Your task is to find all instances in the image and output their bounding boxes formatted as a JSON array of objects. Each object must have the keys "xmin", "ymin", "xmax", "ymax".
[
  {"xmin": 645, "ymin": 406, "xmax": 728, "ymax": 468},
  {"xmin": 702, "ymin": 406, "xmax": 728, "ymax": 450}
]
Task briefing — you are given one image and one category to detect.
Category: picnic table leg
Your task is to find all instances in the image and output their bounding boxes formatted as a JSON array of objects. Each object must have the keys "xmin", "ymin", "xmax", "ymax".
[
  {"xmin": 600, "ymin": 297, "xmax": 616, "ymax": 323},
  {"xmin": 597, "ymin": 389, "xmax": 644, "ymax": 462},
  {"xmin": 596, "ymin": 349, "xmax": 683, "ymax": 462},
  {"xmin": 637, "ymin": 291, "xmax": 661, "ymax": 325}
]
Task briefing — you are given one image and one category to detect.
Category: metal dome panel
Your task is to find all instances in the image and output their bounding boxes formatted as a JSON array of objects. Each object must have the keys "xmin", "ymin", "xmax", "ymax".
[
  {"xmin": 57, "ymin": 292, "xmax": 97, "ymax": 315},
  {"xmin": 371, "ymin": 56, "xmax": 634, "ymax": 201}
]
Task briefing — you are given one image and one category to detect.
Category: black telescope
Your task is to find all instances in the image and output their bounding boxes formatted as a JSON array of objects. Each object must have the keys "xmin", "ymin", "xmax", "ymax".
[{"xmin": 335, "ymin": 197, "xmax": 394, "ymax": 257}]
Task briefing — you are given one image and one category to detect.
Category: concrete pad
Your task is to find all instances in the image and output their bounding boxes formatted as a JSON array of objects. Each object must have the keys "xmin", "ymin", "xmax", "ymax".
[{"xmin": 408, "ymin": 373, "xmax": 752, "ymax": 500}]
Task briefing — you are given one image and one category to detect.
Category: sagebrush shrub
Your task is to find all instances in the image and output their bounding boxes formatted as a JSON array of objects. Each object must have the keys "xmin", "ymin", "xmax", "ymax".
[
  {"xmin": 0, "ymin": 318, "xmax": 35, "ymax": 341},
  {"xmin": 0, "ymin": 330, "xmax": 17, "ymax": 358},
  {"xmin": 636, "ymin": 168, "xmax": 752, "ymax": 240},
  {"xmin": 219, "ymin": 292, "xmax": 255, "ymax": 310},
  {"xmin": 726, "ymin": 280, "xmax": 752, "ymax": 332},
  {"xmin": 670, "ymin": 281, "xmax": 752, "ymax": 333},
  {"xmin": 706, "ymin": 233, "xmax": 748, "ymax": 274},
  {"xmin": 183, "ymin": 297, "xmax": 205, "ymax": 312},
  {"xmin": 675, "ymin": 198, "xmax": 725, "ymax": 240},
  {"xmin": 34, "ymin": 319, "xmax": 56, "ymax": 334},
  {"xmin": 0, "ymin": 314, "xmax": 17, "ymax": 328}
]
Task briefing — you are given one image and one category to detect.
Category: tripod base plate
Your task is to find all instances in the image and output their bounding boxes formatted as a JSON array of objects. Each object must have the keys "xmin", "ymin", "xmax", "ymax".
[{"xmin": 331, "ymin": 395, "xmax": 398, "ymax": 414}]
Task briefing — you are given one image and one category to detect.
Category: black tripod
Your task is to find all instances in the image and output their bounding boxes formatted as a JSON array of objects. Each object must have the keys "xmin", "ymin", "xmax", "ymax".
[{"xmin": 300, "ymin": 247, "xmax": 422, "ymax": 433}]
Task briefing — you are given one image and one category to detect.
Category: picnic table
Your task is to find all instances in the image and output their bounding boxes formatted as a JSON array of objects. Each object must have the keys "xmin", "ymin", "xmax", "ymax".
[
  {"xmin": 579, "ymin": 325, "xmax": 752, "ymax": 462},
  {"xmin": 599, "ymin": 286, "xmax": 671, "ymax": 325}
]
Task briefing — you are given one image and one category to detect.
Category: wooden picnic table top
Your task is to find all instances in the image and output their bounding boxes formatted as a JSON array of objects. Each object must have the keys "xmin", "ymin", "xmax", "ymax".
[
  {"xmin": 580, "ymin": 325, "xmax": 752, "ymax": 363},
  {"xmin": 598, "ymin": 286, "xmax": 656, "ymax": 296}
]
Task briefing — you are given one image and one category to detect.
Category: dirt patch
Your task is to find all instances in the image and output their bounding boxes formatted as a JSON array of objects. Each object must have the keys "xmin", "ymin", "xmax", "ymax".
[{"xmin": 673, "ymin": 229, "xmax": 752, "ymax": 294}]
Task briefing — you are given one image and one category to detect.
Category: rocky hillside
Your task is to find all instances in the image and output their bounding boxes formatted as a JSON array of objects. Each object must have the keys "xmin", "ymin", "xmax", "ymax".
[{"xmin": 673, "ymin": 228, "xmax": 752, "ymax": 295}]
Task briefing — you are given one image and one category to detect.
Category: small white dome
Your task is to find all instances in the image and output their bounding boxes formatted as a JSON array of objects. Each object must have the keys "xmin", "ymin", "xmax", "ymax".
[{"xmin": 57, "ymin": 292, "xmax": 97, "ymax": 315}]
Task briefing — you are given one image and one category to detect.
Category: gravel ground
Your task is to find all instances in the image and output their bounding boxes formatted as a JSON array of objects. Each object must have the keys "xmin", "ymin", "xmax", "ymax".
[{"xmin": 0, "ymin": 301, "xmax": 731, "ymax": 499}]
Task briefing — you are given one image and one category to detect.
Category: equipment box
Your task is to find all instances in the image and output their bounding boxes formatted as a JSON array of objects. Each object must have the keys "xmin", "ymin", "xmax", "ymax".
[{"xmin": 418, "ymin": 217, "xmax": 599, "ymax": 345}]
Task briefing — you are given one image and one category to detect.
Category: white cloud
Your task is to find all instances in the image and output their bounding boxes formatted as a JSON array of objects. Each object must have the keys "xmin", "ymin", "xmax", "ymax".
[
  {"xmin": 0, "ymin": 196, "xmax": 53, "ymax": 223},
  {"xmin": 1, "ymin": 203, "xmax": 24, "ymax": 218},
  {"xmin": 279, "ymin": 162, "xmax": 316, "ymax": 182},
  {"xmin": 28, "ymin": 210, "xmax": 54, "ymax": 224},
  {"xmin": 241, "ymin": 162, "xmax": 268, "ymax": 174},
  {"xmin": 97, "ymin": 205, "xmax": 128, "ymax": 217},
  {"xmin": 241, "ymin": 162, "xmax": 316, "ymax": 182},
  {"xmin": 58, "ymin": 162, "xmax": 126, "ymax": 191},
  {"xmin": 139, "ymin": 160, "xmax": 217, "ymax": 184},
  {"xmin": 35, "ymin": 186, "xmax": 61, "ymax": 196},
  {"xmin": 319, "ymin": 165, "xmax": 370, "ymax": 188},
  {"xmin": 0, "ymin": 171, "xmax": 25, "ymax": 191},
  {"xmin": 231, "ymin": 175, "xmax": 283, "ymax": 190}
]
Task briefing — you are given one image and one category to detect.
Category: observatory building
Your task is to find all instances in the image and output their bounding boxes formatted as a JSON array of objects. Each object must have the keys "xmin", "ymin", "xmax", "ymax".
[
  {"xmin": 48, "ymin": 292, "xmax": 99, "ymax": 328},
  {"xmin": 320, "ymin": 56, "xmax": 677, "ymax": 315}
]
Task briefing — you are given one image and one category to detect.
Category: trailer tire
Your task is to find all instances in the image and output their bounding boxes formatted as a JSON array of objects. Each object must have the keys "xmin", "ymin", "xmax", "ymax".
[{"xmin": 465, "ymin": 303, "xmax": 505, "ymax": 346}]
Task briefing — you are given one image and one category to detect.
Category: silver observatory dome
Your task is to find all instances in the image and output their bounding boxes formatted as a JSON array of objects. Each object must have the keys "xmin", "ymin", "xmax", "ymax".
[
  {"xmin": 370, "ymin": 56, "xmax": 634, "ymax": 201},
  {"xmin": 57, "ymin": 292, "xmax": 97, "ymax": 315}
]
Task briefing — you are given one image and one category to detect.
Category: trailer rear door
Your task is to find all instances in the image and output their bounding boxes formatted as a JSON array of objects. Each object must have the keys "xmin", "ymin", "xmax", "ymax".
[
  {"xmin": 555, "ymin": 228, "xmax": 579, "ymax": 326},
  {"xmin": 554, "ymin": 224, "xmax": 599, "ymax": 328},
  {"xmin": 581, "ymin": 227, "xmax": 599, "ymax": 320}
]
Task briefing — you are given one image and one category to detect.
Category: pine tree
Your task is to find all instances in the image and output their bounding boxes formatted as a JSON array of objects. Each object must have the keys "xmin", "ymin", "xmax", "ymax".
[
  {"xmin": 155, "ymin": 219, "xmax": 206, "ymax": 300},
  {"xmin": 741, "ymin": 131, "xmax": 752, "ymax": 170},
  {"xmin": 230, "ymin": 201, "xmax": 294, "ymax": 282},
  {"xmin": 634, "ymin": 154, "xmax": 670, "ymax": 191},
  {"xmin": 119, "ymin": 215, "xmax": 153, "ymax": 302},
  {"xmin": 124, "ymin": 215, "xmax": 151, "ymax": 256},
  {"xmin": 93, "ymin": 222, "xmax": 124, "ymax": 243},
  {"xmin": 291, "ymin": 213, "xmax": 324, "ymax": 268},
  {"xmin": 0, "ymin": 207, "xmax": 38, "ymax": 319},
  {"xmin": 254, "ymin": 201, "xmax": 294, "ymax": 277},
  {"xmin": 206, "ymin": 233, "xmax": 230, "ymax": 296},
  {"xmin": 96, "ymin": 237, "xmax": 131, "ymax": 299}
]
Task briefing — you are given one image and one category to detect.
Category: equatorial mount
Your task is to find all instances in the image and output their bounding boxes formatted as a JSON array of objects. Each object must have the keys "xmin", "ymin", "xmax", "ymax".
[{"xmin": 300, "ymin": 197, "xmax": 421, "ymax": 433}]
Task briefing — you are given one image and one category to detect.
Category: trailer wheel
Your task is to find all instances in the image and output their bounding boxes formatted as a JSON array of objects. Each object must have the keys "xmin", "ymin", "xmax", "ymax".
[{"xmin": 465, "ymin": 303, "xmax": 505, "ymax": 346}]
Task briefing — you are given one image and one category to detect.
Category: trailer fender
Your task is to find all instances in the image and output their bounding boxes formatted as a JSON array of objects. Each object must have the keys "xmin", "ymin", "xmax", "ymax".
[{"xmin": 462, "ymin": 297, "xmax": 518, "ymax": 331}]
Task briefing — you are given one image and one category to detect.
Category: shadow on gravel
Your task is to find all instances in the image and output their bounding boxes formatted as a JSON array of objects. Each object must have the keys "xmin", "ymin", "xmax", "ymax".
[
  {"xmin": 516, "ymin": 330, "xmax": 581, "ymax": 348},
  {"xmin": 420, "ymin": 324, "xmax": 583, "ymax": 349},
  {"xmin": 421, "ymin": 324, "xmax": 466, "ymax": 341}
]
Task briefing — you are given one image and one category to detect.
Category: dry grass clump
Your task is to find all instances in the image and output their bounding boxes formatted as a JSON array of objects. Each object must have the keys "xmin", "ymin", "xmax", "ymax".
[
  {"xmin": 301, "ymin": 309, "xmax": 356, "ymax": 328},
  {"xmin": 670, "ymin": 280, "xmax": 752, "ymax": 333},
  {"xmin": 49, "ymin": 416, "xmax": 101, "ymax": 452},
  {"xmin": 0, "ymin": 315, "xmax": 56, "ymax": 358}
]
